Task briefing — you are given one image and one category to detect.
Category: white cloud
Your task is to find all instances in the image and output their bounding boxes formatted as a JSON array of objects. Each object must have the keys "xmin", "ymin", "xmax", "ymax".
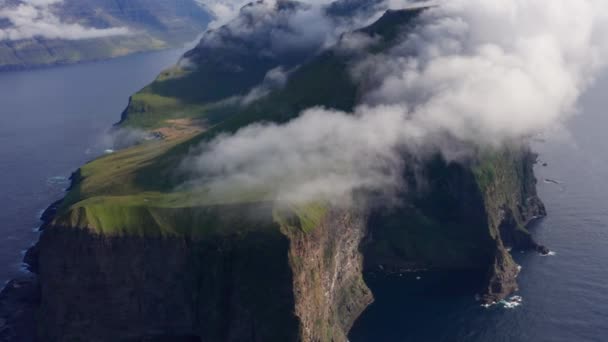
[
  {"xmin": 184, "ymin": 0, "xmax": 608, "ymax": 204},
  {"xmin": 202, "ymin": 0, "xmax": 345, "ymax": 29},
  {"xmin": 0, "ymin": 0, "xmax": 130, "ymax": 41},
  {"xmin": 197, "ymin": 0, "xmax": 362, "ymax": 56},
  {"xmin": 240, "ymin": 66, "xmax": 290, "ymax": 105}
]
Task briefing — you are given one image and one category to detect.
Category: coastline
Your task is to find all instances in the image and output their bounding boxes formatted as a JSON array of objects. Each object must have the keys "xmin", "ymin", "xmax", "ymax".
[
  {"xmin": 0, "ymin": 176, "xmax": 73, "ymax": 341},
  {"xmin": 0, "ymin": 31, "xmax": 206, "ymax": 74}
]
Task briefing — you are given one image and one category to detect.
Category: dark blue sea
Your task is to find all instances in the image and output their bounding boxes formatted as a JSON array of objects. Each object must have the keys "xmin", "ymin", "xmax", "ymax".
[{"xmin": 0, "ymin": 48, "xmax": 607, "ymax": 342}]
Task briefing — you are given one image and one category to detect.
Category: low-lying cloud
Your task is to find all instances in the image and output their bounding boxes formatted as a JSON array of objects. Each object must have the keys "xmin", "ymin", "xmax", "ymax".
[
  {"xmin": 183, "ymin": 0, "xmax": 608, "ymax": 204},
  {"xmin": 240, "ymin": 66, "xmax": 290, "ymax": 105},
  {"xmin": 201, "ymin": 0, "xmax": 366, "ymax": 29},
  {"xmin": 196, "ymin": 0, "xmax": 386, "ymax": 61},
  {"xmin": 0, "ymin": 0, "xmax": 129, "ymax": 41}
]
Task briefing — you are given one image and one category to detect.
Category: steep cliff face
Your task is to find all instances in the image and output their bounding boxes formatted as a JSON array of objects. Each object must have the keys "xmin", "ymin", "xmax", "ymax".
[
  {"xmin": 281, "ymin": 208, "xmax": 372, "ymax": 341},
  {"xmin": 474, "ymin": 147, "xmax": 547, "ymax": 302},
  {"xmin": 361, "ymin": 146, "xmax": 546, "ymax": 304},
  {"xmin": 36, "ymin": 204, "xmax": 301, "ymax": 342},
  {"xmin": 27, "ymin": 202, "xmax": 374, "ymax": 342}
]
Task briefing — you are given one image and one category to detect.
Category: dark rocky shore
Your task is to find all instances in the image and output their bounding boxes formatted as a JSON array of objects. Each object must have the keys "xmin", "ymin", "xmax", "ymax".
[{"xmin": 0, "ymin": 200, "xmax": 61, "ymax": 342}]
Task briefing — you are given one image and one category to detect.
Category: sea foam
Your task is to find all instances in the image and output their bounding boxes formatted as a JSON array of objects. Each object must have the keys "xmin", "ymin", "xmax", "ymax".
[{"xmin": 481, "ymin": 295, "xmax": 523, "ymax": 309}]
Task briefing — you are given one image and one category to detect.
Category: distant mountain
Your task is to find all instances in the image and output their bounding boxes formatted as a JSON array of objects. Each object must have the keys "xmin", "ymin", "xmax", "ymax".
[{"xmin": 0, "ymin": 0, "xmax": 211, "ymax": 70}]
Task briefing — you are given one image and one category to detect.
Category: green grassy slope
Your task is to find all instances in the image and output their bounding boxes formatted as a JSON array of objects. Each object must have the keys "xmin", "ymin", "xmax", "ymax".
[{"xmin": 54, "ymin": 8, "xmax": 427, "ymax": 236}]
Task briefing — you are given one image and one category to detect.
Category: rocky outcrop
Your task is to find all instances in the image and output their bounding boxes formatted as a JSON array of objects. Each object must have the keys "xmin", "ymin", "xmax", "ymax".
[{"xmin": 476, "ymin": 147, "xmax": 547, "ymax": 302}]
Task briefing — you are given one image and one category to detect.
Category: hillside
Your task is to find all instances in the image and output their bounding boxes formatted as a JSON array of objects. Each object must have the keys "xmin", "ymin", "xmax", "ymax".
[
  {"xmin": 0, "ymin": 0, "xmax": 211, "ymax": 70},
  {"xmin": 57, "ymin": 6, "xmax": 429, "ymax": 233}
]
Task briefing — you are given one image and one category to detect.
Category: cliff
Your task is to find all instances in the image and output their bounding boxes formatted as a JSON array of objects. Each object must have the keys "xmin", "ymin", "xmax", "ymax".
[
  {"xmin": 363, "ymin": 147, "xmax": 546, "ymax": 303},
  {"xmin": 18, "ymin": 204, "xmax": 374, "ymax": 342}
]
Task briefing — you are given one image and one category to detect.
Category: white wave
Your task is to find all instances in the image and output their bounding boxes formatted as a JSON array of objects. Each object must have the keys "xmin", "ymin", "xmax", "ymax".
[
  {"xmin": 481, "ymin": 295, "xmax": 523, "ymax": 309},
  {"xmin": 500, "ymin": 295, "xmax": 523, "ymax": 309},
  {"xmin": 541, "ymin": 251, "xmax": 557, "ymax": 256}
]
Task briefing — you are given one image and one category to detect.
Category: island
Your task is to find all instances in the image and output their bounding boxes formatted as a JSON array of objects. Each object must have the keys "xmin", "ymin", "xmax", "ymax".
[{"xmin": 0, "ymin": 2, "xmax": 548, "ymax": 341}]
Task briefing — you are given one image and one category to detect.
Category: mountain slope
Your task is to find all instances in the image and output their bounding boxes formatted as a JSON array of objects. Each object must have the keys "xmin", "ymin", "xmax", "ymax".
[{"xmin": 0, "ymin": 0, "xmax": 211, "ymax": 70}]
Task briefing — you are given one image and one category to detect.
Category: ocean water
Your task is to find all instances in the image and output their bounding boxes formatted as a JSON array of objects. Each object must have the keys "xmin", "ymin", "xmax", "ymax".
[
  {"xmin": 349, "ymin": 74, "xmax": 608, "ymax": 342},
  {"xmin": 0, "ymin": 49, "xmax": 187, "ymax": 286}
]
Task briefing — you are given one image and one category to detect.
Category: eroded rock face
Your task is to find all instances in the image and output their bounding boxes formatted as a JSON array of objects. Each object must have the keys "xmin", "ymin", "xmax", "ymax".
[
  {"xmin": 29, "ymin": 206, "xmax": 373, "ymax": 341},
  {"xmin": 285, "ymin": 209, "xmax": 373, "ymax": 342}
]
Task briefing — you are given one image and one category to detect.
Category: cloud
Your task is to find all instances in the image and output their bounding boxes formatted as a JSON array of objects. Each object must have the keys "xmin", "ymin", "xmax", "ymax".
[
  {"xmin": 197, "ymin": 0, "xmax": 361, "ymax": 58},
  {"xmin": 100, "ymin": 127, "xmax": 154, "ymax": 151},
  {"xmin": 182, "ymin": 0, "xmax": 608, "ymax": 204},
  {"xmin": 198, "ymin": 0, "xmax": 394, "ymax": 54},
  {"xmin": 185, "ymin": 0, "xmax": 399, "ymax": 106},
  {"xmin": 201, "ymin": 0, "xmax": 352, "ymax": 29},
  {"xmin": 181, "ymin": 105, "xmax": 420, "ymax": 204},
  {"xmin": 240, "ymin": 66, "xmax": 290, "ymax": 105},
  {"xmin": 0, "ymin": 0, "xmax": 130, "ymax": 41},
  {"xmin": 355, "ymin": 0, "xmax": 608, "ymax": 145}
]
